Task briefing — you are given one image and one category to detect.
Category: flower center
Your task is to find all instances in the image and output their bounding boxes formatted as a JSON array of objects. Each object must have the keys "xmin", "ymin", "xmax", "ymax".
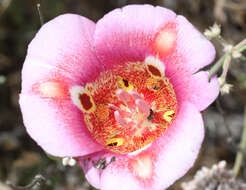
[{"xmin": 72, "ymin": 57, "xmax": 177, "ymax": 154}]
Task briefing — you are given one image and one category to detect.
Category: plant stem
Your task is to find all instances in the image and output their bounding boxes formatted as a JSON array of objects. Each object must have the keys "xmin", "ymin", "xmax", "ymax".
[
  {"xmin": 208, "ymin": 38, "xmax": 246, "ymax": 80},
  {"xmin": 234, "ymin": 38, "xmax": 246, "ymax": 50},
  {"xmin": 208, "ymin": 54, "xmax": 226, "ymax": 81},
  {"xmin": 7, "ymin": 175, "xmax": 46, "ymax": 190},
  {"xmin": 220, "ymin": 54, "xmax": 232, "ymax": 81},
  {"xmin": 37, "ymin": 2, "xmax": 44, "ymax": 26},
  {"xmin": 233, "ymin": 105, "xmax": 246, "ymax": 178},
  {"xmin": 238, "ymin": 45, "xmax": 246, "ymax": 53}
]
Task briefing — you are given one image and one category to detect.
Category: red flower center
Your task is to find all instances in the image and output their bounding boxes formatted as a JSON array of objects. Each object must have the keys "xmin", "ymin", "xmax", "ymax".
[{"xmin": 78, "ymin": 59, "xmax": 177, "ymax": 154}]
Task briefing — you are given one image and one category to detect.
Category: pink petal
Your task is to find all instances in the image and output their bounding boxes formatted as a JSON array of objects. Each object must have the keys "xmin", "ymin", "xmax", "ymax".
[
  {"xmin": 79, "ymin": 151, "xmax": 143, "ymax": 190},
  {"xmin": 79, "ymin": 151, "xmax": 119, "ymax": 189},
  {"xmin": 161, "ymin": 16, "xmax": 216, "ymax": 77},
  {"xmin": 19, "ymin": 94, "xmax": 103, "ymax": 157},
  {"xmin": 170, "ymin": 71, "xmax": 220, "ymax": 111},
  {"xmin": 149, "ymin": 102, "xmax": 204, "ymax": 189},
  {"xmin": 175, "ymin": 16, "xmax": 215, "ymax": 74},
  {"xmin": 22, "ymin": 14, "xmax": 103, "ymax": 95},
  {"xmin": 79, "ymin": 102, "xmax": 204, "ymax": 190},
  {"xmin": 94, "ymin": 4, "xmax": 176, "ymax": 69},
  {"xmin": 94, "ymin": 5, "xmax": 215, "ymax": 74},
  {"xmin": 20, "ymin": 14, "xmax": 105, "ymax": 156}
]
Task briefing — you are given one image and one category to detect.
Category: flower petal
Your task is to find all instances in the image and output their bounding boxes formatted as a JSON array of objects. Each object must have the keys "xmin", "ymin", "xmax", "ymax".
[
  {"xmin": 94, "ymin": 5, "xmax": 215, "ymax": 74},
  {"xmin": 22, "ymin": 13, "xmax": 103, "ymax": 94},
  {"xmin": 149, "ymin": 102, "xmax": 204, "ymax": 189},
  {"xmin": 79, "ymin": 151, "xmax": 119, "ymax": 189},
  {"xmin": 20, "ymin": 14, "xmax": 105, "ymax": 156},
  {"xmin": 94, "ymin": 4, "xmax": 176, "ymax": 69},
  {"xmin": 170, "ymin": 71, "xmax": 220, "ymax": 111},
  {"xmin": 175, "ymin": 16, "xmax": 215, "ymax": 73},
  {"xmin": 19, "ymin": 94, "xmax": 103, "ymax": 157},
  {"xmin": 79, "ymin": 102, "xmax": 204, "ymax": 190}
]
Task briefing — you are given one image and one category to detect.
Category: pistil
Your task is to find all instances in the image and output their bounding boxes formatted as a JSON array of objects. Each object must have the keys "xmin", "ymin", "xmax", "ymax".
[{"xmin": 113, "ymin": 90, "xmax": 151, "ymax": 128}]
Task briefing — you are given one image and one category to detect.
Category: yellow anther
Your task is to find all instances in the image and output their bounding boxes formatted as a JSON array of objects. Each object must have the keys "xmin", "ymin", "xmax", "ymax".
[
  {"xmin": 106, "ymin": 138, "xmax": 124, "ymax": 147},
  {"xmin": 163, "ymin": 110, "xmax": 175, "ymax": 123},
  {"xmin": 117, "ymin": 76, "xmax": 134, "ymax": 91}
]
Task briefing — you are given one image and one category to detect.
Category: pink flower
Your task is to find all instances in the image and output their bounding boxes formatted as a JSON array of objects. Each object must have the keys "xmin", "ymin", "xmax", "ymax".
[{"xmin": 19, "ymin": 4, "xmax": 219, "ymax": 190}]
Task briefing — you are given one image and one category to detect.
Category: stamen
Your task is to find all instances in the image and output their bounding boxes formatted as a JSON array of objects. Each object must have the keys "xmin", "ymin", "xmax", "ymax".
[
  {"xmin": 108, "ymin": 103, "xmax": 120, "ymax": 111},
  {"xmin": 114, "ymin": 110, "xmax": 128, "ymax": 127},
  {"xmin": 129, "ymin": 91, "xmax": 143, "ymax": 100},
  {"xmin": 135, "ymin": 99, "xmax": 150, "ymax": 117},
  {"xmin": 116, "ymin": 89, "xmax": 131, "ymax": 103}
]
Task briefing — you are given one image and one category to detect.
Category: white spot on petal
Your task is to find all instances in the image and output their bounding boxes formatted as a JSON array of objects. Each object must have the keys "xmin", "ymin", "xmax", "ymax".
[
  {"xmin": 132, "ymin": 154, "xmax": 153, "ymax": 179},
  {"xmin": 70, "ymin": 86, "xmax": 85, "ymax": 110}
]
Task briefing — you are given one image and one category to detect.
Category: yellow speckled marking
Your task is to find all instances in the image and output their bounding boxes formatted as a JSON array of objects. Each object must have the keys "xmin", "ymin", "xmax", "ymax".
[
  {"xmin": 163, "ymin": 110, "xmax": 175, "ymax": 123},
  {"xmin": 106, "ymin": 138, "xmax": 124, "ymax": 147},
  {"xmin": 117, "ymin": 76, "xmax": 134, "ymax": 91}
]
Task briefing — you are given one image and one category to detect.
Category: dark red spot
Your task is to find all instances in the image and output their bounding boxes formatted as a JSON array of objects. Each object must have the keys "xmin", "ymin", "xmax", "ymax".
[
  {"xmin": 107, "ymin": 142, "xmax": 118, "ymax": 147},
  {"xmin": 79, "ymin": 93, "xmax": 93, "ymax": 110},
  {"xmin": 122, "ymin": 79, "xmax": 129, "ymax": 87},
  {"xmin": 152, "ymin": 85, "xmax": 161, "ymax": 90},
  {"xmin": 147, "ymin": 109, "xmax": 154, "ymax": 120},
  {"xmin": 147, "ymin": 65, "xmax": 161, "ymax": 77}
]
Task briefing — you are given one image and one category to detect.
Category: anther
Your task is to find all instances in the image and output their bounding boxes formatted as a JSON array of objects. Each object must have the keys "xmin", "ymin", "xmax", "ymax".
[
  {"xmin": 116, "ymin": 89, "xmax": 131, "ymax": 103},
  {"xmin": 135, "ymin": 99, "xmax": 150, "ymax": 118},
  {"xmin": 129, "ymin": 91, "xmax": 142, "ymax": 100},
  {"xmin": 108, "ymin": 103, "xmax": 120, "ymax": 111},
  {"xmin": 114, "ymin": 110, "xmax": 128, "ymax": 127}
]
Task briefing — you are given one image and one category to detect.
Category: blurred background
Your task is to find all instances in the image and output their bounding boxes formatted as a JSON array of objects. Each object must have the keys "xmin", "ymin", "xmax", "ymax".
[{"xmin": 0, "ymin": 0, "xmax": 246, "ymax": 189}]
